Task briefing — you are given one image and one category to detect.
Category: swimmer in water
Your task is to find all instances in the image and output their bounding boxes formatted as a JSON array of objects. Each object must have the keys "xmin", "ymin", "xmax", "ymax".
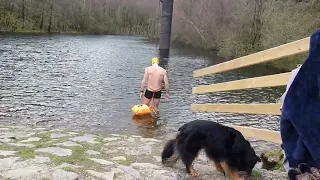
[{"xmin": 140, "ymin": 57, "xmax": 170, "ymax": 115}]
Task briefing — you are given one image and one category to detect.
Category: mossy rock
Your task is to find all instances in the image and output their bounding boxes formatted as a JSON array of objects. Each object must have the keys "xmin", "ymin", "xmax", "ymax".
[{"xmin": 260, "ymin": 148, "xmax": 285, "ymax": 172}]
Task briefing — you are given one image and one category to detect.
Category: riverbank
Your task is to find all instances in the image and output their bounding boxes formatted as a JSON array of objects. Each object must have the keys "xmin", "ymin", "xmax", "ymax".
[{"xmin": 0, "ymin": 124, "xmax": 287, "ymax": 180}]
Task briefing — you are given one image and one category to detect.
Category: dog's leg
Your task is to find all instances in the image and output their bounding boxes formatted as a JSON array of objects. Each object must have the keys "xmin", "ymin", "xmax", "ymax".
[
  {"xmin": 212, "ymin": 161, "xmax": 225, "ymax": 175},
  {"xmin": 189, "ymin": 165, "xmax": 199, "ymax": 177},
  {"xmin": 179, "ymin": 151, "xmax": 199, "ymax": 177},
  {"xmin": 221, "ymin": 161, "xmax": 243, "ymax": 180}
]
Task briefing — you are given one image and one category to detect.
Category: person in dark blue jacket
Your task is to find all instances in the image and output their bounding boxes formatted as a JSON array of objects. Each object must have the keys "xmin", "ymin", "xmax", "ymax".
[{"xmin": 280, "ymin": 29, "xmax": 320, "ymax": 179}]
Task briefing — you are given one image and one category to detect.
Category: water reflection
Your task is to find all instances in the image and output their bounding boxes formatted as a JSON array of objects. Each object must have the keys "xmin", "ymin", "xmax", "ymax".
[
  {"xmin": 159, "ymin": 57, "xmax": 169, "ymax": 69},
  {"xmin": 132, "ymin": 115, "xmax": 158, "ymax": 138}
]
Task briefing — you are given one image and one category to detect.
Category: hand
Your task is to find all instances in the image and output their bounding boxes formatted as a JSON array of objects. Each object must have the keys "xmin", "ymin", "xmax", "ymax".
[
  {"xmin": 140, "ymin": 92, "xmax": 144, "ymax": 99},
  {"xmin": 165, "ymin": 93, "xmax": 170, "ymax": 101}
]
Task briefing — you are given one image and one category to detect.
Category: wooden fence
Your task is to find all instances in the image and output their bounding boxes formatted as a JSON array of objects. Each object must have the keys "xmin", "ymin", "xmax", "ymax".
[{"xmin": 191, "ymin": 37, "xmax": 310, "ymax": 144}]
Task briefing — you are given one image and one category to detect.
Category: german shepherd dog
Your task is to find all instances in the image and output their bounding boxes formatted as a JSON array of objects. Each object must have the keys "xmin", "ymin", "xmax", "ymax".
[{"xmin": 161, "ymin": 120, "xmax": 261, "ymax": 180}]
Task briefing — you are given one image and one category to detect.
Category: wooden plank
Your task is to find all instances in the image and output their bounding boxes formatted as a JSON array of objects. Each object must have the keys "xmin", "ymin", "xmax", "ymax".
[
  {"xmin": 227, "ymin": 125, "xmax": 282, "ymax": 144},
  {"xmin": 191, "ymin": 103, "xmax": 281, "ymax": 115},
  {"xmin": 193, "ymin": 72, "xmax": 290, "ymax": 94},
  {"xmin": 193, "ymin": 37, "xmax": 310, "ymax": 78}
]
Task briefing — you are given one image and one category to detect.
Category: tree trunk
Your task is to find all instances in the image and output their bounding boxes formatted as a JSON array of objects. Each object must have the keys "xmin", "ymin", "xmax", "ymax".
[
  {"xmin": 22, "ymin": 0, "xmax": 26, "ymax": 29},
  {"xmin": 48, "ymin": 0, "xmax": 54, "ymax": 33},
  {"xmin": 39, "ymin": 9, "xmax": 44, "ymax": 30}
]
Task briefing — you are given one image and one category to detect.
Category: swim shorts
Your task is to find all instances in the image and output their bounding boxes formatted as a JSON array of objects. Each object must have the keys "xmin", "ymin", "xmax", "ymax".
[{"xmin": 144, "ymin": 89, "xmax": 162, "ymax": 99}]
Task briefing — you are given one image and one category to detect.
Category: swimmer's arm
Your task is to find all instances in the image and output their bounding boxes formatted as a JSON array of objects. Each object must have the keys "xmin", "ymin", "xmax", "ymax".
[
  {"xmin": 164, "ymin": 71, "xmax": 169, "ymax": 94},
  {"xmin": 140, "ymin": 68, "xmax": 148, "ymax": 91}
]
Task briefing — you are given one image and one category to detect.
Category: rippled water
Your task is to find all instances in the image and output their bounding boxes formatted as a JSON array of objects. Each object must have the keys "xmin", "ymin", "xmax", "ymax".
[{"xmin": 0, "ymin": 34, "xmax": 286, "ymax": 138}]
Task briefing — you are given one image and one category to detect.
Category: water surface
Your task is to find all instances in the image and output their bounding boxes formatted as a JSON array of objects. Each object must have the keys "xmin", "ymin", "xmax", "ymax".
[{"xmin": 0, "ymin": 34, "xmax": 285, "ymax": 138}]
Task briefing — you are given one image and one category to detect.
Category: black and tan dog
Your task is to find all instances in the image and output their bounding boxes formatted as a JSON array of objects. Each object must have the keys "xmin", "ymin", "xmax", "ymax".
[{"xmin": 161, "ymin": 120, "xmax": 261, "ymax": 180}]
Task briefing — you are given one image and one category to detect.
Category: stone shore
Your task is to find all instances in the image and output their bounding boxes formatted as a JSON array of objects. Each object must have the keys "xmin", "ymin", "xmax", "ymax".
[{"xmin": 0, "ymin": 125, "xmax": 287, "ymax": 180}]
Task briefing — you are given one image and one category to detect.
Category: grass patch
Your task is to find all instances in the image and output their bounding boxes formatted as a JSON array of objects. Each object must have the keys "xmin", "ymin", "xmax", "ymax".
[
  {"xmin": 96, "ymin": 137, "xmax": 104, "ymax": 144},
  {"xmin": 17, "ymin": 148, "xmax": 35, "ymax": 159},
  {"xmin": 62, "ymin": 167, "xmax": 76, "ymax": 172},
  {"xmin": 0, "ymin": 144, "xmax": 18, "ymax": 151},
  {"xmin": 252, "ymin": 169, "xmax": 263, "ymax": 180},
  {"xmin": 49, "ymin": 146, "xmax": 87, "ymax": 166}
]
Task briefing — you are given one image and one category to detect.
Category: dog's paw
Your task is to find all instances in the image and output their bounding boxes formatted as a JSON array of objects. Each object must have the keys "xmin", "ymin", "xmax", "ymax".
[{"xmin": 190, "ymin": 171, "xmax": 199, "ymax": 177}]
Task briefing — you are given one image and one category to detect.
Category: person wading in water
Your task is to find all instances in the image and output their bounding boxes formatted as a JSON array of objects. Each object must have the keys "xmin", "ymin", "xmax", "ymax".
[{"xmin": 140, "ymin": 57, "xmax": 170, "ymax": 116}]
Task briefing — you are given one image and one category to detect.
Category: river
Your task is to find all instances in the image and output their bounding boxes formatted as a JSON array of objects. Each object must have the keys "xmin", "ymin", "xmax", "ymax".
[{"xmin": 0, "ymin": 34, "xmax": 286, "ymax": 138}]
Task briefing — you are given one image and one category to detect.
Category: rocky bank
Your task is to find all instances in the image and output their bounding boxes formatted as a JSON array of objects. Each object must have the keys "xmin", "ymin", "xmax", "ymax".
[{"xmin": 0, "ymin": 125, "xmax": 287, "ymax": 180}]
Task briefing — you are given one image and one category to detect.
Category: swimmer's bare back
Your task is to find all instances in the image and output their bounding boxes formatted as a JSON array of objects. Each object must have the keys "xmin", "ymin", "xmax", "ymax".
[
  {"xmin": 140, "ymin": 63, "xmax": 169, "ymax": 101},
  {"xmin": 146, "ymin": 65, "xmax": 166, "ymax": 91}
]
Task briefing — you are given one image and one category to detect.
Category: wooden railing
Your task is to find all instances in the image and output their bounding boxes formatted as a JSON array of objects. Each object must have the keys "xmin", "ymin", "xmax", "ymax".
[{"xmin": 192, "ymin": 37, "xmax": 310, "ymax": 144}]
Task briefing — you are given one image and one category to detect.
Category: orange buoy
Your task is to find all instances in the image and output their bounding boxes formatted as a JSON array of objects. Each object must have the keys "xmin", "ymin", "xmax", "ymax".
[{"xmin": 131, "ymin": 104, "xmax": 152, "ymax": 116}]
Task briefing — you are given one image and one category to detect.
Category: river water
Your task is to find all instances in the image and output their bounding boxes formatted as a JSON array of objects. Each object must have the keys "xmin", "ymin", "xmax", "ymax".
[{"xmin": 0, "ymin": 34, "xmax": 286, "ymax": 138}]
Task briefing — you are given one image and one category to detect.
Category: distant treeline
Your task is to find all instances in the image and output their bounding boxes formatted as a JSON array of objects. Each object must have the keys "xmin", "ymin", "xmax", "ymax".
[{"xmin": 1, "ymin": 0, "xmax": 319, "ymax": 69}]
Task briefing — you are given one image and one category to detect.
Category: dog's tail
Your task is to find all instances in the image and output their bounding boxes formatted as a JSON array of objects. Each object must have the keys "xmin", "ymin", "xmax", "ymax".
[{"xmin": 161, "ymin": 138, "xmax": 179, "ymax": 166}]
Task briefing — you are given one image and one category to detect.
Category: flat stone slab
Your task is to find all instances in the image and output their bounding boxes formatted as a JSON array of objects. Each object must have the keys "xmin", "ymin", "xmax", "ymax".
[
  {"xmin": 103, "ymin": 137, "xmax": 120, "ymax": 142},
  {"xmin": 139, "ymin": 138, "xmax": 161, "ymax": 143},
  {"xmin": 89, "ymin": 158, "xmax": 114, "ymax": 165},
  {"xmin": 111, "ymin": 156, "xmax": 126, "ymax": 161},
  {"xmin": 117, "ymin": 165, "xmax": 141, "ymax": 179},
  {"xmin": 52, "ymin": 169, "xmax": 79, "ymax": 180},
  {"xmin": 85, "ymin": 150, "xmax": 100, "ymax": 155},
  {"xmin": 127, "ymin": 137, "xmax": 135, "ymax": 142},
  {"xmin": 131, "ymin": 163, "xmax": 160, "ymax": 170},
  {"xmin": 0, "ymin": 150, "xmax": 16, "ymax": 157},
  {"xmin": 67, "ymin": 132, "xmax": 79, "ymax": 135},
  {"xmin": 111, "ymin": 134, "xmax": 127, "ymax": 137},
  {"xmin": 54, "ymin": 163, "xmax": 81, "ymax": 170},
  {"xmin": 0, "ymin": 128, "xmax": 10, "ymax": 131},
  {"xmin": 153, "ymin": 156, "xmax": 161, "ymax": 162},
  {"xmin": 0, "ymin": 157, "xmax": 20, "ymax": 171},
  {"xmin": 33, "ymin": 156, "xmax": 51, "ymax": 164},
  {"xmin": 21, "ymin": 137, "xmax": 41, "ymax": 143},
  {"xmin": 131, "ymin": 135, "xmax": 142, "ymax": 138},
  {"xmin": 3, "ymin": 166, "xmax": 44, "ymax": 179},
  {"xmin": 35, "ymin": 128, "xmax": 47, "ymax": 131},
  {"xmin": 117, "ymin": 145, "xmax": 152, "ymax": 156},
  {"xmin": 87, "ymin": 170, "xmax": 114, "ymax": 180},
  {"xmin": 54, "ymin": 141, "xmax": 82, "ymax": 147},
  {"xmin": 51, "ymin": 133, "xmax": 70, "ymax": 139},
  {"xmin": 35, "ymin": 147, "xmax": 72, "ymax": 156},
  {"xmin": 70, "ymin": 135, "xmax": 98, "ymax": 144},
  {"xmin": 0, "ymin": 138, "xmax": 12, "ymax": 143},
  {"xmin": 9, "ymin": 142, "xmax": 35, "ymax": 148}
]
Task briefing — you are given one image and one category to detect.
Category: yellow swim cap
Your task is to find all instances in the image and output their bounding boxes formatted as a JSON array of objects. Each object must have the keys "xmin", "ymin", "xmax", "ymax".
[{"xmin": 152, "ymin": 57, "xmax": 160, "ymax": 65}]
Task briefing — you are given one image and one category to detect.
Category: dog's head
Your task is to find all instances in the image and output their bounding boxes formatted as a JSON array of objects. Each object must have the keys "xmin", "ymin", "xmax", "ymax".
[{"xmin": 231, "ymin": 138, "xmax": 261, "ymax": 175}]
